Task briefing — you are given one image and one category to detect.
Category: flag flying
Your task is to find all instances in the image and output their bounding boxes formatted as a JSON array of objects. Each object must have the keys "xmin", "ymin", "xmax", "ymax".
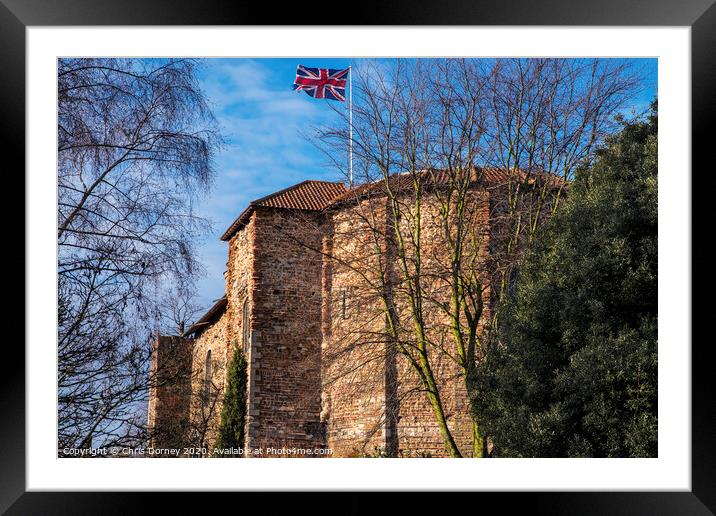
[{"xmin": 293, "ymin": 65, "xmax": 349, "ymax": 101}]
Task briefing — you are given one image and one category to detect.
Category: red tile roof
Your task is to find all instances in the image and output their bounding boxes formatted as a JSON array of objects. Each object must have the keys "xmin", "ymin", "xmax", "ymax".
[
  {"xmin": 220, "ymin": 180, "xmax": 347, "ymax": 241},
  {"xmin": 325, "ymin": 167, "xmax": 565, "ymax": 208},
  {"xmin": 220, "ymin": 169, "xmax": 564, "ymax": 241},
  {"xmin": 253, "ymin": 179, "xmax": 348, "ymax": 210}
]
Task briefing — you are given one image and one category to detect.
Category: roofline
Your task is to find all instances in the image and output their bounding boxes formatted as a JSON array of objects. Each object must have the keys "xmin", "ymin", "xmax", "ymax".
[
  {"xmin": 220, "ymin": 205, "xmax": 254, "ymax": 241},
  {"xmin": 323, "ymin": 167, "xmax": 566, "ymax": 212},
  {"xmin": 219, "ymin": 170, "xmax": 565, "ymax": 241},
  {"xmin": 183, "ymin": 296, "xmax": 228, "ymax": 337},
  {"xmin": 219, "ymin": 179, "xmax": 346, "ymax": 242}
]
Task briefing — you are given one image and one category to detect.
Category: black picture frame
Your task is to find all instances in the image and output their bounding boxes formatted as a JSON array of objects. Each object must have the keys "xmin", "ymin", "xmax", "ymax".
[{"xmin": 4, "ymin": 0, "xmax": 712, "ymax": 513}]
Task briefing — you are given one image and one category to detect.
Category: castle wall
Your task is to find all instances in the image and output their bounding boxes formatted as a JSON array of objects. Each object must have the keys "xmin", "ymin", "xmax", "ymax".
[
  {"xmin": 226, "ymin": 213, "xmax": 256, "ymax": 348},
  {"xmin": 187, "ymin": 309, "xmax": 229, "ymax": 453},
  {"xmin": 323, "ymin": 188, "xmax": 493, "ymax": 457},
  {"xmin": 322, "ymin": 199, "xmax": 392, "ymax": 456},
  {"xmin": 147, "ymin": 336, "xmax": 194, "ymax": 451},
  {"xmin": 181, "ymin": 207, "xmax": 329, "ymax": 457},
  {"xmin": 225, "ymin": 213, "xmax": 255, "ymax": 452},
  {"xmin": 249, "ymin": 207, "xmax": 326, "ymax": 453},
  {"xmin": 151, "ymin": 181, "xmax": 521, "ymax": 458},
  {"xmin": 183, "ymin": 214, "xmax": 254, "ymax": 455}
]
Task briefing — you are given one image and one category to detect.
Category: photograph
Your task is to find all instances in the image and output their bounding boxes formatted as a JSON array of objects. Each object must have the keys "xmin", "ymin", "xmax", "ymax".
[
  {"xmin": 2, "ymin": 0, "xmax": 710, "ymax": 505},
  {"xmin": 57, "ymin": 56, "xmax": 658, "ymax": 459}
]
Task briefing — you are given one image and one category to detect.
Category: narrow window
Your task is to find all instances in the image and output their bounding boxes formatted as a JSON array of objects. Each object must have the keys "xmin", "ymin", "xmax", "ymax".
[
  {"xmin": 341, "ymin": 289, "xmax": 348, "ymax": 319},
  {"xmin": 202, "ymin": 350, "xmax": 212, "ymax": 407},
  {"xmin": 242, "ymin": 298, "xmax": 250, "ymax": 353}
]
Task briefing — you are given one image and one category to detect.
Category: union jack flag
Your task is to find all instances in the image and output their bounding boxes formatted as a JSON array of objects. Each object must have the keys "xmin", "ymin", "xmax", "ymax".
[{"xmin": 293, "ymin": 65, "xmax": 349, "ymax": 102}]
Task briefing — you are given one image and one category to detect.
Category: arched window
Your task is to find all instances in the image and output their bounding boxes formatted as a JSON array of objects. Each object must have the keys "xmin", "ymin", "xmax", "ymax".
[
  {"xmin": 202, "ymin": 350, "xmax": 212, "ymax": 407},
  {"xmin": 241, "ymin": 299, "xmax": 250, "ymax": 353}
]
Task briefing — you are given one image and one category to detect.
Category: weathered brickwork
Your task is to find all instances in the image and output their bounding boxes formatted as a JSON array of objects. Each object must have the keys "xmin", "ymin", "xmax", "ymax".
[
  {"xmin": 224, "ymin": 212, "xmax": 255, "ymax": 450},
  {"xmin": 188, "ymin": 309, "xmax": 229, "ymax": 452},
  {"xmin": 147, "ymin": 336, "xmax": 194, "ymax": 451},
  {"xmin": 148, "ymin": 173, "xmax": 554, "ymax": 457},
  {"xmin": 322, "ymin": 199, "xmax": 393, "ymax": 456},
  {"xmin": 249, "ymin": 207, "xmax": 326, "ymax": 453},
  {"xmin": 225, "ymin": 213, "xmax": 255, "ymax": 349},
  {"xmin": 396, "ymin": 190, "xmax": 492, "ymax": 457},
  {"xmin": 322, "ymin": 190, "xmax": 493, "ymax": 457}
]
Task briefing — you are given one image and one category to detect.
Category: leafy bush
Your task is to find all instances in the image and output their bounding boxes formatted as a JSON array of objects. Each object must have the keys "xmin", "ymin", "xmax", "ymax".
[{"xmin": 474, "ymin": 105, "xmax": 658, "ymax": 457}]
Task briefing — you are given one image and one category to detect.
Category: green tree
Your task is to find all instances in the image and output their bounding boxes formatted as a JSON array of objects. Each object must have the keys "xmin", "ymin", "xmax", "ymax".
[
  {"xmin": 474, "ymin": 105, "xmax": 658, "ymax": 457},
  {"xmin": 216, "ymin": 343, "xmax": 248, "ymax": 456}
]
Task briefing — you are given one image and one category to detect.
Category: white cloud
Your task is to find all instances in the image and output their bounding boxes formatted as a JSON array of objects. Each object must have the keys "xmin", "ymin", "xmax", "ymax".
[{"xmin": 192, "ymin": 58, "xmax": 347, "ymax": 311}]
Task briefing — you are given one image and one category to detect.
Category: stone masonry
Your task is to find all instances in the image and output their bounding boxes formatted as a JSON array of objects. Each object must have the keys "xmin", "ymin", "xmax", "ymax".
[{"xmin": 147, "ymin": 170, "xmax": 558, "ymax": 457}]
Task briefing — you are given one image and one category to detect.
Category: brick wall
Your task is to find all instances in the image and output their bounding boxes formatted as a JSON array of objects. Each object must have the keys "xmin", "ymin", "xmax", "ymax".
[
  {"xmin": 184, "ymin": 213, "xmax": 254, "ymax": 455},
  {"xmin": 322, "ymin": 199, "xmax": 392, "ymax": 456},
  {"xmin": 323, "ymin": 188, "xmax": 493, "ymax": 457},
  {"xmin": 249, "ymin": 207, "xmax": 326, "ymax": 453},
  {"xmin": 147, "ymin": 335, "xmax": 194, "ymax": 451},
  {"xmin": 225, "ymin": 212, "xmax": 255, "ymax": 450},
  {"xmin": 150, "ymin": 178, "xmax": 551, "ymax": 458},
  {"xmin": 188, "ymin": 310, "xmax": 229, "ymax": 453}
]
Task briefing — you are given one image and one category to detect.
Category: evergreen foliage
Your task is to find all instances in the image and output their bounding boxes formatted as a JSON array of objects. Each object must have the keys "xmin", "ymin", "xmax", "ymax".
[
  {"xmin": 216, "ymin": 342, "xmax": 248, "ymax": 456},
  {"xmin": 474, "ymin": 105, "xmax": 658, "ymax": 457}
]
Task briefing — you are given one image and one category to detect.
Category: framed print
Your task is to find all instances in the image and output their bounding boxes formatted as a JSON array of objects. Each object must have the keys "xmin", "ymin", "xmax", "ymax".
[{"xmin": 5, "ymin": 0, "xmax": 713, "ymax": 513}]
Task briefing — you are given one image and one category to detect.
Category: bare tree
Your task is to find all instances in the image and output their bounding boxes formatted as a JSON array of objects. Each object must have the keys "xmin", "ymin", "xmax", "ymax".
[
  {"xmin": 186, "ymin": 372, "xmax": 224, "ymax": 456},
  {"xmin": 312, "ymin": 58, "xmax": 642, "ymax": 457},
  {"xmin": 157, "ymin": 286, "xmax": 204, "ymax": 336},
  {"xmin": 57, "ymin": 58, "xmax": 221, "ymax": 451}
]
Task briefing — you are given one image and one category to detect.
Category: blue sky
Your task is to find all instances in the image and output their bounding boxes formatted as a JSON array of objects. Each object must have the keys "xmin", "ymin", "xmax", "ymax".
[{"xmin": 192, "ymin": 58, "xmax": 657, "ymax": 311}]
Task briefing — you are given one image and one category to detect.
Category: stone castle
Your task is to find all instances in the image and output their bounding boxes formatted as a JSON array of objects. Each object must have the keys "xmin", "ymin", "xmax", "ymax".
[{"xmin": 147, "ymin": 167, "xmax": 558, "ymax": 457}]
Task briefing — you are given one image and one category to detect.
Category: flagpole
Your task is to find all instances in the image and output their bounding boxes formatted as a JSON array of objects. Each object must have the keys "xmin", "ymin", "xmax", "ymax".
[{"xmin": 349, "ymin": 64, "xmax": 353, "ymax": 188}]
